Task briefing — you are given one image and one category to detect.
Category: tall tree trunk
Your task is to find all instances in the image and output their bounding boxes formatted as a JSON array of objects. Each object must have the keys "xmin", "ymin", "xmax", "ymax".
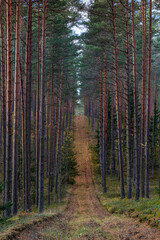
[
  {"xmin": 52, "ymin": 74, "xmax": 60, "ymax": 192},
  {"xmin": 140, "ymin": 0, "xmax": 147, "ymax": 198},
  {"xmin": 54, "ymin": 64, "xmax": 63, "ymax": 202},
  {"xmin": 131, "ymin": 0, "xmax": 139, "ymax": 201},
  {"xmin": 102, "ymin": 51, "xmax": 108, "ymax": 193},
  {"xmin": 5, "ymin": 0, "xmax": 12, "ymax": 217},
  {"xmin": 111, "ymin": 81, "xmax": 115, "ymax": 179},
  {"xmin": 112, "ymin": 0, "xmax": 125, "ymax": 199},
  {"xmin": 38, "ymin": 0, "xmax": 47, "ymax": 213},
  {"xmin": 48, "ymin": 63, "xmax": 55, "ymax": 205},
  {"xmin": 35, "ymin": 2, "xmax": 40, "ymax": 208},
  {"xmin": 58, "ymin": 107, "xmax": 63, "ymax": 202},
  {"xmin": 12, "ymin": 0, "xmax": 21, "ymax": 215},
  {"xmin": 46, "ymin": 79, "xmax": 49, "ymax": 176},
  {"xmin": 145, "ymin": 0, "xmax": 152, "ymax": 198},
  {"xmin": 153, "ymin": 74, "xmax": 157, "ymax": 177},
  {"xmin": 99, "ymin": 69, "xmax": 104, "ymax": 188},
  {"xmin": 24, "ymin": 0, "xmax": 32, "ymax": 212},
  {"xmin": 0, "ymin": 0, "xmax": 6, "ymax": 209},
  {"xmin": 20, "ymin": 56, "xmax": 25, "ymax": 212},
  {"xmin": 126, "ymin": 0, "xmax": 132, "ymax": 199}
]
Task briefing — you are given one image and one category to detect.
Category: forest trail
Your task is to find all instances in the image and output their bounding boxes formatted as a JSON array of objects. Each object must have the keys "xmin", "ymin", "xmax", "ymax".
[{"xmin": 17, "ymin": 116, "xmax": 160, "ymax": 240}]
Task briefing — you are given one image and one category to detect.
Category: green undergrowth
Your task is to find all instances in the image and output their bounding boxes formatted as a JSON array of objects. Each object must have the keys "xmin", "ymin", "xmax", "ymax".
[
  {"xmin": 0, "ymin": 170, "xmax": 74, "ymax": 239},
  {"xmin": 89, "ymin": 140, "xmax": 160, "ymax": 229},
  {"xmin": 0, "ymin": 194, "xmax": 71, "ymax": 240},
  {"xmin": 95, "ymin": 175, "xmax": 160, "ymax": 229},
  {"xmin": 0, "ymin": 200, "xmax": 65, "ymax": 232},
  {"xmin": 39, "ymin": 215, "xmax": 113, "ymax": 240},
  {"xmin": 0, "ymin": 127, "xmax": 77, "ymax": 238}
]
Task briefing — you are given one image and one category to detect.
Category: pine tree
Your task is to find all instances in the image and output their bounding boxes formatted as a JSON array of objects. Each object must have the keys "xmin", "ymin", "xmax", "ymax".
[
  {"xmin": 39, "ymin": 0, "xmax": 47, "ymax": 213},
  {"xmin": 5, "ymin": 0, "xmax": 12, "ymax": 217},
  {"xmin": 12, "ymin": 0, "xmax": 21, "ymax": 215}
]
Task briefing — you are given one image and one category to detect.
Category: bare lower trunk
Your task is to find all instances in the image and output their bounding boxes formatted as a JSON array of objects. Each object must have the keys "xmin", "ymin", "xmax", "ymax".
[
  {"xmin": 140, "ymin": 0, "xmax": 146, "ymax": 198},
  {"xmin": 0, "ymin": 0, "xmax": 6, "ymax": 209},
  {"xmin": 111, "ymin": 82, "xmax": 115, "ymax": 179},
  {"xmin": 112, "ymin": 0, "xmax": 125, "ymax": 199},
  {"xmin": 38, "ymin": 0, "xmax": 47, "ymax": 213},
  {"xmin": 102, "ymin": 51, "xmax": 108, "ymax": 193},
  {"xmin": 12, "ymin": 0, "xmax": 21, "ymax": 215},
  {"xmin": 54, "ymin": 64, "xmax": 63, "ymax": 202},
  {"xmin": 126, "ymin": 0, "xmax": 132, "ymax": 199},
  {"xmin": 145, "ymin": 0, "xmax": 152, "ymax": 198},
  {"xmin": 5, "ymin": 0, "xmax": 12, "ymax": 217},
  {"xmin": 46, "ymin": 79, "xmax": 49, "ymax": 176},
  {"xmin": 131, "ymin": 0, "xmax": 139, "ymax": 201},
  {"xmin": 99, "ymin": 70, "xmax": 104, "ymax": 188},
  {"xmin": 20, "ymin": 58, "xmax": 25, "ymax": 212},
  {"xmin": 35, "ymin": 2, "xmax": 40, "ymax": 207},
  {"xmin": 48, "ymin": 62, "xmax": 55, "ymax": 205}
]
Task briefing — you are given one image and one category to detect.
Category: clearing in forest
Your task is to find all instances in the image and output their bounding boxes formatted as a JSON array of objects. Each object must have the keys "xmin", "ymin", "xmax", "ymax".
[{"xmin": 17, "ymin": 116, "xmax": 160, "ymax": 240}]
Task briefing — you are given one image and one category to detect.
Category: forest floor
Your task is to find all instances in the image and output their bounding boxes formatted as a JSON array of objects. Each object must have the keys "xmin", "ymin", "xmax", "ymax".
[{"xmin": 15, "ymin": 116, "xmax": 160, "ymax": 239}]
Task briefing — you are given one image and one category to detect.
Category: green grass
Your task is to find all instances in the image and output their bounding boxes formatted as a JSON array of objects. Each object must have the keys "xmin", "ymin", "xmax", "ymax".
[
  {"xmin": 39, "ymin": 216, "xmax": 113, "ymax": 240},
  {"xmin": 0, "ymin": 201, "xmax": 65, "ymax": 233},
  {"xmin": 0, "ymin": 186, "xmax": 70, "ymax": 237},
  {"xmin": 94, "ymin": 170, "xmax": 160, "ymax": 228},
  {"xmin": 39, "ymin": 228, "xmax": 67, "ymax": 240},
  {"xmin": 88, "ymin": 135, "xmax": 160, "ymax": 229},
  {"xmin": 0, "ymin": 186, "xmax": 72, "ymax": 240}
]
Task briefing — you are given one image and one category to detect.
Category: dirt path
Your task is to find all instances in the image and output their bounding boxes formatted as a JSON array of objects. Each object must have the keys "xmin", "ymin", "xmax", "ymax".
[{"xmin": 17, "ymin": 116, "xmax": 160, "ymax": 240}]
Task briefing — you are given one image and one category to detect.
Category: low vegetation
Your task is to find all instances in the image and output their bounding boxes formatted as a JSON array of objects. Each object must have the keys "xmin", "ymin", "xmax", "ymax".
[
  {"xmin": 90, "ymin": 140, "xmax": 160, "ymax": 229},
  {"xmin": 0, "ymin": 129, "xmax": 78, "ymax": 238}
]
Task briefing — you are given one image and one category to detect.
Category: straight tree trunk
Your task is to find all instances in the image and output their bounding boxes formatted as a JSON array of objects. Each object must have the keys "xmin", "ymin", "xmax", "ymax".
[
  {"xmin": 131, "ymin": 0, "xmax": 139, "ymax": 201},
  {"xmin": 145, "ymin": 0, "xmax": 152, "ymax": 198},
  {"xmin": 102, "ymin": 51, "xmax": 108, "ymax": 193},
  {"xmin": 151, "ymin": 79, "xmax": 157, "ymax": 176},
  {"xmin": 125, "ymin": 0, "xmax": 132, "ymax": 199},
  {"xmin": 112, "ymin": 0, "xmax": 125, "ymax": 199},
  {"xmin": 24, "ymin": 0, "xmax": 32, "ymax": 212},
  {"xmin": 46, "ymin": 79, "xmax": 49, "ymax": 176},
  {"xmin": 99, "ymin": 70, "xmax": 104, "ymax": 188},
  {"xmin": 51, "ymin": 74, "xmax": 60, "ymax": 192},
  {"xmin": 12, "ymin": 0, "xmax": 21, "ymax": 215},
  {"xmin": 111, "ymin": 81, "xmax": 115, "ymax": 179},
  {"xmin": 5, "ymin": 0, "xmax": 12, "ymax": 217},
  {"xmin": 28, "ymin": 3, "xmax": 32, "ymax": 212},
  {"xmin": 140, "ymin": 0, "xmax": 147, "ymax": 198},
  {"xmin": 38, "ymin": 0, "xmax": 47, "ymax": 213},
  {"xmin": 48, "ymin": 63, "xmax": 55, "ymax": 205},
  {"xmin": 0, "ymin": 0, "xmax": 6, "ymax": 208},
  {"xmin": 35, "ymin": 2, "xmax": 40, "ymax": 207},
  {"xmin": 20, "ymin": 57, "xmax": 25, "ymax": 212},
  {"xmin": 58, "ymin": 107, "xmax": 63, "ymax": 202},
  {"xmin": 54, "ymin": 64, "xmax": 63, "ymax": 202}
]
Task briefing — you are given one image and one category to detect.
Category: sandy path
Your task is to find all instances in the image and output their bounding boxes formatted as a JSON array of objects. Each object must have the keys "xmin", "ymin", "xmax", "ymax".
[{"xmin": 17, "ymin": 116, "xmax": 160, "ymax": 240}]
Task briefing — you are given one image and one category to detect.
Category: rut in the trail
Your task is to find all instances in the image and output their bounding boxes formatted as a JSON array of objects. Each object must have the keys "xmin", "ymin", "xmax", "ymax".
[{"xmin": 17, "ymin": 116, "xmax": 160, "ymax": 240}]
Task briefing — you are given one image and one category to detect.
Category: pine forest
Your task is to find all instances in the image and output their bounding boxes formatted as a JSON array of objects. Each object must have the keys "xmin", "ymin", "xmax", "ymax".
[{"xmin": 0, "ymin": 0, "xmax": 160, "ymax": 239}]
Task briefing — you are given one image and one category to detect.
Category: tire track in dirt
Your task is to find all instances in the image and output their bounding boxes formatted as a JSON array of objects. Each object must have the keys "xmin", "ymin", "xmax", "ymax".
[{"xmin": 17, "ymin": 116, "xmax": 160, "ymax": 240}]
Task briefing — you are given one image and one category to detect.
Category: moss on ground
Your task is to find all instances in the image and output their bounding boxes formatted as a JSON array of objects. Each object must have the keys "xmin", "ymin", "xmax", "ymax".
[
  {"xmin": 89, "ymin": 137, "xmax": 160, "ymax": 230},
  {"xmin": 93, "ymin": 167, "xmax": 160, "ymax": 229},
  {"xmin": 0, "ymin": 192, "xmax": 69, "ymax": 240},
  {"xmin": 39, "ymin": 215, "xmax": 113, "ymax": 240}
]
